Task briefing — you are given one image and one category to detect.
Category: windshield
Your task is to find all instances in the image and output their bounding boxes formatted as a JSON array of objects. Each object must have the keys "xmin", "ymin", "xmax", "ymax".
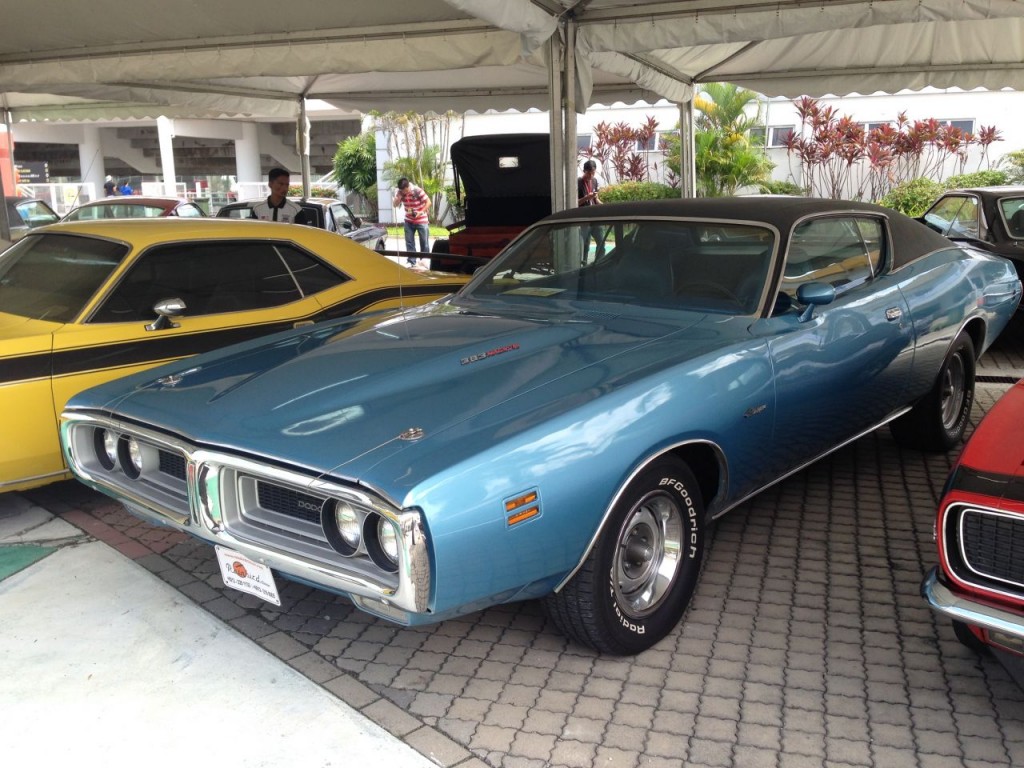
[
  {"xmin": 65, "ymin": 202, "xmax": 171, "ymax": 220},
  {"xmin": 0, "ymin": 233, "xmax": 130, "ymax": 322},
  {"xmin": 462, "ymin": 218, "xmax": 775, "ymax": 315}
]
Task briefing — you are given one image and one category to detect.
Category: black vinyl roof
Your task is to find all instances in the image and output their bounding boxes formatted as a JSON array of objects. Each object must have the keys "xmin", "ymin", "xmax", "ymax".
[{"xmin": 543, "ymin": 196, "xmax": 956, "ymax": 270}]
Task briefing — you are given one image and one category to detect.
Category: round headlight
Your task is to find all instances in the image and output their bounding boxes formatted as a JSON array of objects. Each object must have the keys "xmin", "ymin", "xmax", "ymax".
[
  {"xmin": 377, "ymin": 517, "xmax": 399, "ymax": 566},
  {"xmin": 93, "ymin": 428, "xmax": 118, "ymax": 470},
  {"xmin": 102, "ymin": 431, "xmax": 118, "ymax": 464},
  {"xmin": 127, "ymin": 438, "xmax": 144, "ymax": 473},
  {"xmin": 336, "ymin": 503, "xmax": 361, "ymax": 549},
  {"xmin": 117, "ymin": 436, "xmax": 143, "ymax": 479}
]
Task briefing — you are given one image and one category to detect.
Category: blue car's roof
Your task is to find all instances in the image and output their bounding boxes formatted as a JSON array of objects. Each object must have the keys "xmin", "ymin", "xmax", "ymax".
[{"xmin": 543, "ymin": 197, "xmax": 954, "ymax": 269}]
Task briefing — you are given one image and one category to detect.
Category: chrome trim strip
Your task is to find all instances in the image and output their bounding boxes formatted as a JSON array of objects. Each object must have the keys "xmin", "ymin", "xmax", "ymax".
[
  {"xmin": 710, "ymin": 405, "xmax": 913, "ymax": 522},
  {"xmin": 0, "ymin": 468, "xmax": 70, "ymax": 490},
  {"xmin": 922, "ymin": 566, "xmax": 1024, "ymax": 642}
]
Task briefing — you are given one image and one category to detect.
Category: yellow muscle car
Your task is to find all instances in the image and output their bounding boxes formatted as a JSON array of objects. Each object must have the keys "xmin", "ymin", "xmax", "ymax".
[{"xmin": 1, "ymin": 218, "xmax": 466, "ymax": 492}]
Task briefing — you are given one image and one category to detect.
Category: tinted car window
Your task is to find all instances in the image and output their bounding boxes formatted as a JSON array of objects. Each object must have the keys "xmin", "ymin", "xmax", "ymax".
[
  {"xmin": 13, "ymin": 200, "xmax": 60, "ymax": 228},
  {"xmin": 998, "ymin": 197, "xmax": 1024, "ymax": 239},
  {"xmin": 93, "ymin": 241, "xmax": 309, "ymax": 322},
  {"xmin": 466, "ymin": 219, "xmax": 773, "ymax": 315},
  {"xmin": 924, "ymin": 195, "xmax": 980, "ymax": 238},
  {"xmin": 66, "ymin": 203, "xmax": 172, "ymax": 221},
  {"xmin": 784, "ymin": 216, "xmax": 882, "ymax": 296},
  {"xmin": 331, "ymin": 203, "xmax": 354, "ymax": 230},
  {"xmin": 0, "ymin": 233, "xmax": 129, "ymax": 323},
  {"xmin": 217, "ymin": 205, "xmax": 252, "ymax": 220},
  {"xmin": 277, "ymin": 245, "xmax": 349, "ymax": 295},
  {"xmin": 175, "ymin": 203, "xmax": 205, "ymax": 218}
]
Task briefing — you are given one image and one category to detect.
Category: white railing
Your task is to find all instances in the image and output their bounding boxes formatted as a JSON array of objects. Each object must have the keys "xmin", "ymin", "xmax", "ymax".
[{"xmin": 15, "ymin": 183, "xmax": 97, "ymax": 215}]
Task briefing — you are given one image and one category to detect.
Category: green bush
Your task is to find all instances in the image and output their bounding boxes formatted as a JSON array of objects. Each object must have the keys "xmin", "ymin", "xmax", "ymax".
[
  {"xmin": 288, "ymin": 185, "xmax": 336, "ymax": 199},
  {"xmin": 599, "ymin": 181, "xmax": 679, "ymax": 202},
  {"xmin": 759, "ymin": 179, "xmax": 806, "ymax": 196},
  {"xmin": 878, "ymin": 178, "xmax": 945, "ymax": 217},
  {"xmin": 944, "ymin": 170, "xmax": 1009, "ymax": 189},
  {"xmin": 1001, "ymin": 150, "xmax": 1024, "ymax": 184}
]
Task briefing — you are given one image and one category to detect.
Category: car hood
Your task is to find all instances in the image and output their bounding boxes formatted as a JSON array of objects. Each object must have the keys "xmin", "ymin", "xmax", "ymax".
[
  {"xmin": 74, "ymin": 301, "xmax": 720, "ymax": 496},
  {"xmin": 959, "ymin": 379, "xmax": 1024, "ymax": 481}
]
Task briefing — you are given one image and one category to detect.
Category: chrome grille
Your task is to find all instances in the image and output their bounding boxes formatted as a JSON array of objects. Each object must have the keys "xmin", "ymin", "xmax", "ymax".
[
  {"xmin": 159, "ymin": 450, "xmax": 187, "ymax": 481},
  {"xmin": 63, "ymin": 420, "xmax": 189, "ymax": 521},
  {"xmin": 256, "ymin": 482, "xmax": 325, "ymax": 524},
  {"xmin": 961, "ymin": 509, "xmax": 1024, "ymax": 587}
]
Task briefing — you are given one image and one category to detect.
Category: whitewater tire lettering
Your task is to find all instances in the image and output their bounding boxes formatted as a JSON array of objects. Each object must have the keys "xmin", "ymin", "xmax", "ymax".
[
  {"xmin": 609, "ymin": 576, "xmax": 647, "ymax": 634},
  {"xmin": 543, "ymin": 457, "xmax": 708, "ymax": 654},
  {"xmin": 661, "ymin": 476, "xmax": 700, "ymax": 559}
]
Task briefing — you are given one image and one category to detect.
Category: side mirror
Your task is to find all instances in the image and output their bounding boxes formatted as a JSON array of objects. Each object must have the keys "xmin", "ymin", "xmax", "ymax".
[
  {"xmin": 146, "ymin": 297, "xmax": 186, "ymax": 331},
  {"xmin": 795, "ymin": 282, "xmax": 836, "ymax": 322}
]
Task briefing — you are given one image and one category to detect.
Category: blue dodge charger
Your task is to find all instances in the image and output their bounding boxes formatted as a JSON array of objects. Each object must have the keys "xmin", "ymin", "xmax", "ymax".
[{"xmin": 60, "ymin": 197, "xmax": 1022, "ymax": 654}]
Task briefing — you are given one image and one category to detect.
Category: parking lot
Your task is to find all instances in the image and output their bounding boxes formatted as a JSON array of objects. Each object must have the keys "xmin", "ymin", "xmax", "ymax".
[{"xmin": 17, "ymin": 310, "xmax": 1024, "ymax": 768}]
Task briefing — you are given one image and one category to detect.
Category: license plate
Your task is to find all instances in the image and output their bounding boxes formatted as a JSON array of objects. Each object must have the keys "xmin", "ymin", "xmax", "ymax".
[{"xmin": 215, "ymin": 546, "xmax": 281, "ymax": 606}]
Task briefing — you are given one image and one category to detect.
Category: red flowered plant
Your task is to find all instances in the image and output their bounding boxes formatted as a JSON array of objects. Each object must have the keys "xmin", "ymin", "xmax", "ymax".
[{"xmin": 784, "ymin": 97, "xmax": 1003, "ymax": 200}]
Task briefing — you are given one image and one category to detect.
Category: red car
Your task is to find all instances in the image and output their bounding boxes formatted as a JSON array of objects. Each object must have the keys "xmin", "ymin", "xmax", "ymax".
[
  {"xmin": 63, "ymin": 196, "xmax": 206, "ymax": 221},
  {"xmin": 924, "ymin": 378, "xmax": 1024, "ymax": 666}
]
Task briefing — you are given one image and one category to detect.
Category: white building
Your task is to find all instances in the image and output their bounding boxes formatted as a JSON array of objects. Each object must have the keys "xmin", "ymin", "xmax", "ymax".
[{"xmin": 429, "ymin": 87, "xmax": 1024, "ymax": 204}]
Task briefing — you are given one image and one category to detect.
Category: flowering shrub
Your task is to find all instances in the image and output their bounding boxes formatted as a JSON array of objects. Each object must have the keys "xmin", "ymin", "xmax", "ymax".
[{"xmin": 784, "ymin": 96, "xmax": 1003, "ymax": 201}]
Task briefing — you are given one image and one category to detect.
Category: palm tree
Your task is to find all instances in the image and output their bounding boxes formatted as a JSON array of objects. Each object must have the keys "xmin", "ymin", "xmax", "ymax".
[
  {"xmin": 693, "ymin": 82, "xmax": 762, "ymax": 136},
  {"xmin": 691, "ymin": 82, "xmax": 773, "ymax": 196}
]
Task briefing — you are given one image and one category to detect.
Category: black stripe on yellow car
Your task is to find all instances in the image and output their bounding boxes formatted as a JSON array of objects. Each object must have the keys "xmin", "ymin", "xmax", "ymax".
[{"xmin": 0, "ymin": 283, "xmax": 464, "ymax": 386}]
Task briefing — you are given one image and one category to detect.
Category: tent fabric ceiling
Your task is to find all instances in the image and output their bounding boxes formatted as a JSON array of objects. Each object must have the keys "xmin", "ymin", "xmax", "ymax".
[{"xmin": 2, "ymin": 0, "xmax": 1024, "ymax": 123}]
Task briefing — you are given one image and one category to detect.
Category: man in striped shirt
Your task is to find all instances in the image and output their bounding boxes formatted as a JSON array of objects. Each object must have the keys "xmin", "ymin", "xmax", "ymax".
[{"xmin": 393, "ymin": 177, "xmax": 431, "ymax": 266}]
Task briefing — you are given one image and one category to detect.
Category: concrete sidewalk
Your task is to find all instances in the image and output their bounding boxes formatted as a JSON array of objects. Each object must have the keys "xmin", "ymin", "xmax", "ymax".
[{"xmin": 0, "ymin": 493, "xmax": 433, "ymax": 768}]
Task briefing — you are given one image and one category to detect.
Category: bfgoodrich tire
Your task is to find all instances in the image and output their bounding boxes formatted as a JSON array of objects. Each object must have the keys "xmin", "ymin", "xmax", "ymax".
[
  {"xmin": 543, "ymin": 458, "xmax": 706, "ymax": 655},
  {"xmin": 890, "ymin": 331, "xmax": 975, "ymax": 452}
]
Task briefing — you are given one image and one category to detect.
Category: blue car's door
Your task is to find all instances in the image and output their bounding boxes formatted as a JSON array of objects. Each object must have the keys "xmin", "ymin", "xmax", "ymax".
[{"xmin": 763, "ymin": 215, "xmax": 914, "ymax": 472}]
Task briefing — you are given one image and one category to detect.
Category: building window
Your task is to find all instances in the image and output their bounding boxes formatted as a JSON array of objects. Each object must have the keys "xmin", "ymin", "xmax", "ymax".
[
  {"xmin": 634, "ymin": 132, "xmax": 672, "ymax": 152},
  {"xmin": 751, "ymin": 126, "xmax": 794, "ymax": 147},
  {"xmin": 763, "ymin": 126, "xmax": 794, "ymax": 147},
  {"xmin": 577, "ymin": 134, "xmax": 592, "ymax": 152},
  {"xmin": 944, "ymin": 119, "xmax": 975, "ymax": 134}
]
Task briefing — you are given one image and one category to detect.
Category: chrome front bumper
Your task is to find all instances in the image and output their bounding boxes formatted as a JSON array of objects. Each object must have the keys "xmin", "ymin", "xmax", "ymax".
[
  {"xmin": 921, "ymin": 566, "xmax": 1024, "ymax": 642},
  {"xmin": 61, "ymin": 410, "xmax": 431, "ymax": 622}
]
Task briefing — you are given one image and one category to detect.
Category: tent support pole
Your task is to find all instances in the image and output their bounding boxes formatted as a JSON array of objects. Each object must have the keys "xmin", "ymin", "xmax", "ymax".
[
  {"xmin": 298, "ymin": 98, "xmax": 312, "ymax": 198},
  {"xmin": 547, "ymin": 32, "xmax": 565, "ymax": 213},
  {"xmin": 679, "ymin": 100, "xmax": 695, "ymax": 198},
  {"xmin": 157, "ymin": 116, "xmax": 177, "ymax": 197},
  {"xmin": 563, "ymin": 18, "xmax": 578, "ymax": 211}
]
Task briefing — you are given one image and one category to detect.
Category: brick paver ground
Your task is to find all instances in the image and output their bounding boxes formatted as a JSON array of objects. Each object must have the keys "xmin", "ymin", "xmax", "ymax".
[{"xmin": 25, "ymin": 313, "xmax": 1024, "ymax": 768}]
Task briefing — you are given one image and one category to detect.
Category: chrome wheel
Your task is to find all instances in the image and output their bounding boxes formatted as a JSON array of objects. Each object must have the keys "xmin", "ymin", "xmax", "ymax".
[
  {"xmin": 612, "ymin": 491, "xmax": 683, "ymax": 619},
  {"xmin": 939, "ymin": 351, "xmax": 966, "ymax": 431}
]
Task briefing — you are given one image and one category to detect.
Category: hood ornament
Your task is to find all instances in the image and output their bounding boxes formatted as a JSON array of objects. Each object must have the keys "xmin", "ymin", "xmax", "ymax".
[
  {"xmin": 155, "ymin": 372, "xmax": 186, "ymax": 388},
  {"xmin": 399, "ymin": 427, "xmax": 425, "ymax": 441}
]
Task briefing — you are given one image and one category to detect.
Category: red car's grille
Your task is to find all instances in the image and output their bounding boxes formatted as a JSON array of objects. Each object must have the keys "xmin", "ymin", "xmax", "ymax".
[{"xmin": 956, "ymin": 507, "xmax": 1024, "ymax": 590}]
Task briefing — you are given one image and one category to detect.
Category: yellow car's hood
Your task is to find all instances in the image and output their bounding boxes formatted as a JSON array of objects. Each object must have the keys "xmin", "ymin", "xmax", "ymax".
[{"xmin": 0, "ymin": 311, "xmax": 60, "ymax": 356}]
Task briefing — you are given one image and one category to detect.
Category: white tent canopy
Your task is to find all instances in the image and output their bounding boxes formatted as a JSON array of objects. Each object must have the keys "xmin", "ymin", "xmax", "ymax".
[
  {"xmin": 2, "ymin": 0, "xmax": 1024, "ymax": 217},
  {"xmin": 3, "ymin": 1, "xmax": 1024, "ymax": 122}
]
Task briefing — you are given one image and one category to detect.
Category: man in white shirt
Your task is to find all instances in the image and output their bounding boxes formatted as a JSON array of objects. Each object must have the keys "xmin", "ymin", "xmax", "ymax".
[{"xmin": 251, "ymin": 168, "xmax": 306, "ymax": 223}]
